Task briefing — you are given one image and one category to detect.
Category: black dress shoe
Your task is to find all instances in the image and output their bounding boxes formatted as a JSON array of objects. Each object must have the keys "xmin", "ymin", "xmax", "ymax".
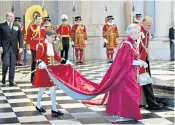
[
  {"xmin": 18, "ymin": 63, "xmax": 23, "ymax": 66},
  {"xmin": 9, "ymin": 82, "xmax": 15, "ymax": 86},
  {"xmin": 80, "ymin": 60, "xmax": 84, "ymax": 64},
  {"xmin": 108, "ymin": 61, "xmax": 113, "ymax": 63},
  {"xmin": 36, "ymin": 106, "xmax": 46, "ymax": 113},
  {"xmin": 2, "ymin": 79, "xmax": 6, "ymax": 85},
  {"xmin": 51, "ymin": 110, "xmax": 64, "ymax": 116}
]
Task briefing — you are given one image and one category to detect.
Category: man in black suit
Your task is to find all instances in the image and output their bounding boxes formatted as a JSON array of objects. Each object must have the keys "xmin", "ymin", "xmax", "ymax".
[
  {"xmin": 0, "ymin": 12, "xmax": 23, "ymax": 86},
  {"xmin": 169, "ymin": 26, "xmax": 174, "ymax": 61}
]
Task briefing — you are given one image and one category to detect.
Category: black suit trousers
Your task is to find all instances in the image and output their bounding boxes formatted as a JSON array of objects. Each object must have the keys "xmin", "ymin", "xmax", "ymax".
[
  {"xmin": 31, "ymin": 50, "xmax": 36, "ymax": 82},
  {"xmin": 2, "ymin": 46, "xmax": 17, "ymax": 82}
]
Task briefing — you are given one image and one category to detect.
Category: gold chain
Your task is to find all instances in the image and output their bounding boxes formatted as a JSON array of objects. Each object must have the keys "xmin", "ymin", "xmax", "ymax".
[{"xmin": 140, "ymin": 32, "xmax": 149, "ymax": 53}]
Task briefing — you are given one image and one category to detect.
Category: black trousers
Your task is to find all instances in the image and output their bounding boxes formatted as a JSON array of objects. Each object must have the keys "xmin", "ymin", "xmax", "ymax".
[
  {"xmin": 142, "ymin": 55, "xmax": 157, "ymax": 106},
  {"xmin": 61, "ymin": 37, "xmax": 69, "ymax": 60},
  {"xmin": 170, "ymin": 42, "xmax": 174, "ymax": 61},
  {"xmin": 2, "ymin": 46, "xmax": 17, "ymax": 83},
  {"xmin": 31, "ymin": 50, "xmax": 36, "ymax": 82}
]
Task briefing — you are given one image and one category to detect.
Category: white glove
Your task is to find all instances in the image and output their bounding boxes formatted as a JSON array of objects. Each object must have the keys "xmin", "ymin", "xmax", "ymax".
[
  {"xmin": 132, "ymin": 60, "xmax": 143, "ymax": 67},
  {"xmin": 38, "ymin": 61, "xmax": 47, "ymax": 69},
  {"xmin": 27, "ymin": 50, "xmax": 31, "ymax": 55},
  {"xmin": 56, "ymin": 37, "xmax": 60, "ymax": 41},
  {"xmin": 71, "ymin": 41, "xmax": 74, "ymax": 47},
  {"xmin": 23, "ymin": 41, "xmax": 26, "ymax": 44},
  {"xmin": 103, "ymin": 38, "xmax": 108, "ymax": 43},
  {"xmin": 149, "ymin": 34, "xmax": 152, "ymax": 40},
  {"xmin": 140, "ymin": 60, "xmax": 148, "ymax": 68},
  {"xmin": 53, "ymin": 40, "xmax": 57, "ymax": 44},
  {"xmin": 0, "ymin": 47, "xmax": 3, "ymax": 53},
  {"xmin": 72, "ymin": 41, "xmax": 74, "ymax": 46},
  {"xmin": 66, "ymin": 60, "xmax": 73, "ymax": 65}
]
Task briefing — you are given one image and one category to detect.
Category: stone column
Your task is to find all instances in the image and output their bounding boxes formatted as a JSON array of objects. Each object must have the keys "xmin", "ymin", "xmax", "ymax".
[
  {"xmin": 149, "ymin": 1, "xmax": 172, "ymax": 60},
  {"xmin": 172, "ymin": 0, "xmax": 175, "ymax": 26},
  {"xmin": 130, "ymin": 1, "xmax": 144, "ymax": 19},
  {"xmin": 154, "ymin": 1, "xmax": 171, "ymax": 39},
  {"xmin": 0, "ymin": 1, "xmax": 12, "ymax": 22}
]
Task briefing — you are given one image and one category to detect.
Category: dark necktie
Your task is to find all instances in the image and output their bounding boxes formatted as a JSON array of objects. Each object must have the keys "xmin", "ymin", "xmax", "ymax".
[
  {"xmin": 9, "ymin": 23, "xmax": 13, "ymax": 32},
  {"xmin": 9, "ymin": 23, "xmax": 12, "ymax": 29}
]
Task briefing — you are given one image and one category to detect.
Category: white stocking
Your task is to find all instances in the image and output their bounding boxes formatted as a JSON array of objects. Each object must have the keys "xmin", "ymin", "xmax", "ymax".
[
  {"xmin": 36, "ymin": 88, "xmax": 46, "ymax": 108},
  {"xmin": 50, "ymin": 86, "xmax": 57, "ymax": 111}
]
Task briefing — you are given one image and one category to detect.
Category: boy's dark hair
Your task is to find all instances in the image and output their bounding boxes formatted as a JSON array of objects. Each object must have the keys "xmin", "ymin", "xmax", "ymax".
[{"xmin": 45, "ymin": 29, "xmax": 56, "ymax": 37}]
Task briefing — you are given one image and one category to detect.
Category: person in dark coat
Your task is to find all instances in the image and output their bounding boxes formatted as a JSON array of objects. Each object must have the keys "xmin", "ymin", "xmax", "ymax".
[
  {"xmin": 169, "ymin": 25, "xmax": 174, "ymax": 61},
  {"xmin": 0, "ymin": 12, "xmax": 23, "ymax": 86}
]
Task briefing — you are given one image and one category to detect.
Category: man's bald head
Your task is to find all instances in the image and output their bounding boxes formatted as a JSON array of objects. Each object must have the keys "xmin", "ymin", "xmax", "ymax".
[
  {"xmin": 142, "ymin": 16, "xmax": 153, "ymax": 31},
  {"xmin": 6, "ymin": 12, "xmax": 14, "ymax": 22}
]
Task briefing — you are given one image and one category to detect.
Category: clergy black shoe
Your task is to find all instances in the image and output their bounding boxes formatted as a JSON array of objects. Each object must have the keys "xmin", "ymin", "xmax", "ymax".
[
  {"xmin": 9, "ymin": 82, "xmax": 15, "ymax": 86},
  {"xmin": 139, "ymin": 105, "xmax": 146, "ymax": 108},
  {"xmin": 148, "ymin": 102, "xmax": 163, "ymax": 110},
  {"xmin": 36, "ymin": 106, "xmax": 46, "ymax": 113},
  {"xmin": 51, "ymin": 110, "xmax": 64, "ymax": 116}
]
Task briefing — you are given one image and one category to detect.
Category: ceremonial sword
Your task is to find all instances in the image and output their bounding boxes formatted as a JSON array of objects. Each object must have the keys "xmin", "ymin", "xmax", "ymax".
[{"xmin": 20, "ymin": 69, "xmax": 36, "ymax": 79}]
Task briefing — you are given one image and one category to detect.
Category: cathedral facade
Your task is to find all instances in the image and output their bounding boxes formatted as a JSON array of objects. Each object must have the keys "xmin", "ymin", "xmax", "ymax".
[{"xmin": 0, "ymin": 1, "xmax": 174, "ymax": 60}]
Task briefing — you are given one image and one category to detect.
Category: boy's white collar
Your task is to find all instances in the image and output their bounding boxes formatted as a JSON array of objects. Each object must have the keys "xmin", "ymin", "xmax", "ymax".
[{"xmin": 107, "ymin": 22, "xmax": 114, "ymax": 25}]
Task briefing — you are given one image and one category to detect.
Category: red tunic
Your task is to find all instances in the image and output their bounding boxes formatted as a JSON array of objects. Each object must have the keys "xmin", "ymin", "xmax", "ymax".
[
  {"xmin": 26, "ymin": 24, "xmax": 45, "ymax": 50},
  {"xmin": 102, "ymin": 24, "xmax": 119, "ymax": 48},
  {"xmin": 32, "ymin": 42, "xmax": 62, "ymax": 87},
  {"xmin": 139, "ymin": 25, "xmax": 150, "ymax": 74},
  {"xmin": 56, "ymin": 24, "xmax": 72, "ymax": 39},
  {"xmin": 72, "ymin": 24, "xmax": 87, "ymax": 48}
]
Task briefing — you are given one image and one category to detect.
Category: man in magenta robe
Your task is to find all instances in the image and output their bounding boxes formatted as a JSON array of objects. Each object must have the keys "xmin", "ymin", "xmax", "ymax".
[{"xmin": 105, "ymin": 24, "xmax": 148, "ymax": 120}]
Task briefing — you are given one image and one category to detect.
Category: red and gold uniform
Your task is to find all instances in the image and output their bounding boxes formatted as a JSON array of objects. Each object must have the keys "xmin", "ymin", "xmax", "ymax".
[
  {"xmin": 42, "ymin": 16, "xmax": 54, "ymax": 30},
  {"xmin": 26, "ymin": 24, "xmax": 45, "ymax": 50},
  {"xmin": 26, "ymin": 23, "xmax": 46, "ymax": 82},
  {"xmin": 102, "ymin": 23, "xmax": 119, "ymax": 62},
  {"xmin": 133, "ymin": 14, "xmax": 142, "ymax": 26},
  {"xmin": 43, "ymin": 24, "xmax": 54, "ymax": 30},
  {"xmin": 72, "ymin": 23, "xmax": 87, "ymax": 62},
  {"xmin": 17, "ymin": 26, "xmax": 27, "ymax": 65},
  {"xmin": 133, "ymin": 20, "xmax": 141, "ymax": 25},
  {"xmin": 56, "ymin": 24, "xmax": 72, "ymax": 48},
  {"xmin": 32, "ymin": 42, "xmax": 62, "ymax": 87},
  {"xmin": 21, "ymin": 26, "xmax": 27, "ymax": 46},
  {"xmin": 56, "ymin": 24, "xmax": 72, "ymax": 40},
  {"xmin": 14, "ymin": 17, "xmax": 26, "ymax": 66},
  {"xmin": 72, "ymin": 24, "xmax": 87, "ymax": 49}
]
